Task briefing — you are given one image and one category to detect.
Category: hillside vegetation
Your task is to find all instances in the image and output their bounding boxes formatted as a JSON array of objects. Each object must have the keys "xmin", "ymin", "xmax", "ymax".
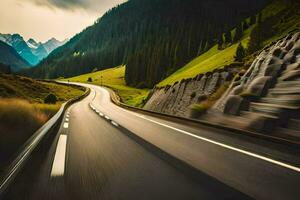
[
  {"xmin": 64, "ymin": 66, "xmax": 149, "ymax": 107},
  {"xmin": 25, "ymin": 0, "xmax": 268, "ymax": 88},
  {"xmin": 0, "ymin": 73, "xmax": 84, "ymax": 104},
  {"xmin": 0, "ymin": 74, "xmax": 85, "ymax": 162},
  {"xmin": 0, "ymin": 41, "xmax": 30, "ymax": 72},
  {"xmin": 158, "ymin": 0, "xmax": 300, "ymax": 87}
]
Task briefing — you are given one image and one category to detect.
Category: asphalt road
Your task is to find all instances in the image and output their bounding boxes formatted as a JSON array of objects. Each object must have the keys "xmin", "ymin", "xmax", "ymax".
[{"xmin": 3, "ymin": 83, "xmax": 300, "ymax": 200}]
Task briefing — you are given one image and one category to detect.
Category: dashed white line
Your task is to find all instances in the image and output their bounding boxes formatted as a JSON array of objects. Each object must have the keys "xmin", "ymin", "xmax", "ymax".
[
  {"xmin": 63, "ymin": 122, "xmax": 69, "ymax": 129},
  {"xmin": 99, "ymin": 113, "xmax": 104, "ymax": 117},
  {"xmin": 111, "ymin": 121, "xmax": 119, "ymax": 127},
  {"xmin": 105, "ymin": 116, "xmax": 110, "ymax": 120},
  {"xmin": 65, "ymin": 118, "xmax": 69, "ymax": 122},
  {"xmin": 125, "ymin": 110, "xmax": 300, "ymax": 173},
  {"xmin": 51, "ymin": 135, "xmax": 67, "ymax": 177},
  {"xmin": 90, "ymin": 104, "xmax": 95, "ymax": 110}
]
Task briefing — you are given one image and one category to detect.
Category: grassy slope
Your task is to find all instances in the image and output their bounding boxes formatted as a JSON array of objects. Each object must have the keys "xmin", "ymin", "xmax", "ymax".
[
  {"xmin": 0, "ymin": 73, "xmax": 84, "ymax": 104},
  {"xmin": 158, "ymin": 0, "xmax": 299, "ymax": 87},
  {"xmin": 64, "ymin": 66, "xmax": 150, "ymax": 107},
  {"xmin": 0, "ymin": 74, "xmax": 85, "ymax": 163},
  {"xmin": 158, "ymin": 37, "xmax": 250, "ymax": 87},
  {"xmin": 64, "ymin": 0, "xmax": 298, "ymax": 107}
]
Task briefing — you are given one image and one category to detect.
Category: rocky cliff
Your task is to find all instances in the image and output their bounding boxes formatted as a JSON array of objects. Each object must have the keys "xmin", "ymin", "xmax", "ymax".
[
  {"xmin": 213, "ymin": 32, "xmax": 300, "ymax": 133},
  {"xmin": 145, "ymin": 32, "xmax": 300, "ymax": 135},
  {"xmin": 144, "ymin": 63, "xmax": 241, "ymax": 117}
]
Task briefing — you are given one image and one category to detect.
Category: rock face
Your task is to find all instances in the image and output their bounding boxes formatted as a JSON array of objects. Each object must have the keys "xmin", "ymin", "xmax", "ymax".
[
  {"xmin": 214, "ymin": 32, "xmax": 300, "ymax": 132},
  {"xmin": 145, "ymin": 32, "xmax": 300, "ymax": 135},
  {"xmin": 144, "ymin": 68, "xmax": 237, "ymax": 117}
]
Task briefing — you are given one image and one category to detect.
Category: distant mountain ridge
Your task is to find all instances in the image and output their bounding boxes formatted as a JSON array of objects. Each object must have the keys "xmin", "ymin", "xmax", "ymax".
[
  {"xmin": 0, "ymin": 41, "xmax": 30, "ymax": 71},
  {"xmin": 26, "ymin": 0, "xmax": 269, "ymax": 85},
  {"xmin": 0, "ymin": 33, "xmax": 67, "ymax": 66}
]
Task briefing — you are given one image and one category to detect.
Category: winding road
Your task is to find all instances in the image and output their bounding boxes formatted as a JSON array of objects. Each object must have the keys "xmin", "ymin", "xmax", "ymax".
[{"xmin": 3, "ymin": 83, "xmax": 300, "ymax": 200}]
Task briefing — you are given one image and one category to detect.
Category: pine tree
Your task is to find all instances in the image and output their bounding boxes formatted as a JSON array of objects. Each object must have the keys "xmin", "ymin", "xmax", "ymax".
[
  {"xmin": 250, "ymin": 15, "xmax": 257, "ymax": 25},
  {"xmin": 218, "ymin": 34, "xmax": 224, "ymax": 50},
  {"xmin": 235, "ymin": 43, "xmax": 246, "ymax": 62},
  {"xmin": 247, "ymin": 24, "xmax": 263, "ymax": 54},
  {"xmin": 258, "ymin": 12, "xmax": 262, "ymax": 24},
  {"xmin": 224, "ymin": 30, "xmax": 232, "ymax": 44},
  {"xmin": 233, "ymin": 23, "xmax": 243, "ymax": 42},
  {"xmin": 243, "ymin": 20, "xmax": 249, "ymax": 30}
]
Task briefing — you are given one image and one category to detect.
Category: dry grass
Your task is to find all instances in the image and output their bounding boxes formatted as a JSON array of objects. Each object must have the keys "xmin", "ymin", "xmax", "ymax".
[
  {"xmin": 0, "ymin": 74, "xmax": 84, "ymax": 163},
  {"xmin": 0, "ymin": 98, "xmax": 59, "ymax": 162}
]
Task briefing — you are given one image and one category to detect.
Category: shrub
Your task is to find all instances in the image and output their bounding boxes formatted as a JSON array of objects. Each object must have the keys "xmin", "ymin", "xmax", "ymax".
[
  {"xmin": 87, "ymin": 77, "xmax": 93, "ymax": 82},
  {"xmin": 210, "ymin": 82, "xmax": 230, "ymax": 101},
  {"xmin": 235, "ymin": 43, "xmax": 246, "ymax": 62},
  {"xmin": 197, "ymin": 94, "xmax": 208, "ymax": 102},
  {"xmin": 191, "ymin": 92, "xmax": 196, "ymax": 98},
  {"xmin": 189, "ymin": 103, "xmax": 210, "ymax": 118},
  {"xmin": 44, "ymin": 93, "xmax": 57, "ymax": 104},
  {"xmin": 234, "ymin": 75, "xmax": 241, "ymax": 82}
]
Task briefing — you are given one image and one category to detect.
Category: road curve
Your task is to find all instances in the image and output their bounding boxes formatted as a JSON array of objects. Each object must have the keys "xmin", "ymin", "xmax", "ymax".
[
  {"xmin": 3, "ymin": 83, "xmax": 300, "ymax": 200},
  {"xmin": 3, "ymin": 84, "xmax": 246, "ymax": 200}
]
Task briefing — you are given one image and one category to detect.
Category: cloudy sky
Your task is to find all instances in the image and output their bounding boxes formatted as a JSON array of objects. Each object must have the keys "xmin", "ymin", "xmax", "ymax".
[{"xmin": 0, "ymin": 0, "xmax": 125, "ymax": 42}]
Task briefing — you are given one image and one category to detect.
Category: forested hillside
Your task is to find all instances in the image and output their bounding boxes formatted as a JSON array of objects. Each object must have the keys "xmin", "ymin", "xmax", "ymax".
[
  {"xmin": 0, "ymin": 41, "xmax": 30, "ymax": 71},
  {"xmin": 25, "ymin": 0, "xmax": 269, "ymax": 87}
]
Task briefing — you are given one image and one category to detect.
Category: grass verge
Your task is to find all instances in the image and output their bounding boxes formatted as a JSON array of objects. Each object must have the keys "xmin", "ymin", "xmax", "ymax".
[
  {"xmin": 64, "ymin": 66, "xmax": 150, "ymax": 107},
  {"xmin": 0, "ymin": 74, "xmax": 85, "ymax": 163},
  {"xmin": 0, "ymin": 98, "xmax": 58, "ymax": 162}
]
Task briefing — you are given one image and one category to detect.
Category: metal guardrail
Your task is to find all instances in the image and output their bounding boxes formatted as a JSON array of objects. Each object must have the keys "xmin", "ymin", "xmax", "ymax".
[
  {"xmin": 0, "ymin": 87, "xmax": 90, "ymax": 196},
  {"xmin": 108, "ymin": 88, "xmax": 300, "ymax": 147}
]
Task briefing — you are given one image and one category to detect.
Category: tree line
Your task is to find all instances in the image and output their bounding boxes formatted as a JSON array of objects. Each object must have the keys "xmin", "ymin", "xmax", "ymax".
[{"xmin": 23, "ymin": 0, "xmax": 269, "ymax": 87}]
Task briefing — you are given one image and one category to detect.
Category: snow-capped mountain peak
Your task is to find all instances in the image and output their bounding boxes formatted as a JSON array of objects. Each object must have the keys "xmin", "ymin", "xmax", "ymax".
[
  {"xmin": 0, "ymin": 33, "xmax": 66, "ymax": 66},
  {"xmin": 26, "ymin": 38, "xmax": 40, "ymax": 49}
]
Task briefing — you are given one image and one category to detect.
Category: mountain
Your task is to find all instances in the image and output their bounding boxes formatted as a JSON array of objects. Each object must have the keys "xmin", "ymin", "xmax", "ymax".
[
  {"xmin": 25, "ymin": 0, "xmax": 269, "ymax": 85},
  {"xmin": 0, "ymin": 41, "xmax": 30, "ymax": 71},
  {"xmin": 0, "ymin": 34, "xmax": 66, "ymax": 66},
  {"xmin": 43, "ymin": 38, "xmax": 67, "ymax": 54},
  {"xmin": 26, "ymin": 38, "xmax": 40, "ymax": 49},
  {"xmin": 0, "ymin": 34, "xmax": 38, "ymax": 66}
]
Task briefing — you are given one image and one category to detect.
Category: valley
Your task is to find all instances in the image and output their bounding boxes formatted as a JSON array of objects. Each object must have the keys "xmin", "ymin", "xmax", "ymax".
[
  {"xmin": 0, "ymin": 33, "xmax": 66, "ymax": 69},
  {"xmin": 0, "ymin": 0, "xmax": 299, "ymax": 199}
]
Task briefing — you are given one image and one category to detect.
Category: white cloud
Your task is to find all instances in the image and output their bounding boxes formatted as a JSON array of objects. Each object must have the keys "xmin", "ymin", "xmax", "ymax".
[
  {"xmin": 23, "ymin": 0, "xmax": 126, "ymax": 12},
  {"xmin": 0, "ymin": 0, "xmax": 126, "ymax": 42}
]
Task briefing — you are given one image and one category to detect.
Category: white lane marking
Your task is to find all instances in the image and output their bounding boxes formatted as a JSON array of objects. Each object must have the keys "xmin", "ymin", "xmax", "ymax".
[
  {"xmin": 51, "ymin": 135, "xmax": 67, "ymax": 177},
  {"xmin": 95, "ymin": 110, "xmax": 100, "ymax": 114},
  {"xmin": 105, "ymin": 116, "xmax": 110, "ymax": 120},
  {"xmin": 66, "ymin": 114, "xmax": 70, "ymax": 118},
  {"xmin": 90, "ymin": 104, "xmax": 95, "ymax": 110},
  {"xmin": 126, "ymin": 111, "xmax": 300, "ymax": 173},
  {"xmin": 63, "ymin": 122, "xmax": 69, "ymax": 129},
  {"xmin": 111, "ymin": 121, "xmax": 119, "ymax": 127},
  {"xmin": 65, "ymin": 118, "xmax": 69, "ymax": 122},
  {"xmin": 99, "ymin": 113, "xmax": 104, "ymax": 117}
]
